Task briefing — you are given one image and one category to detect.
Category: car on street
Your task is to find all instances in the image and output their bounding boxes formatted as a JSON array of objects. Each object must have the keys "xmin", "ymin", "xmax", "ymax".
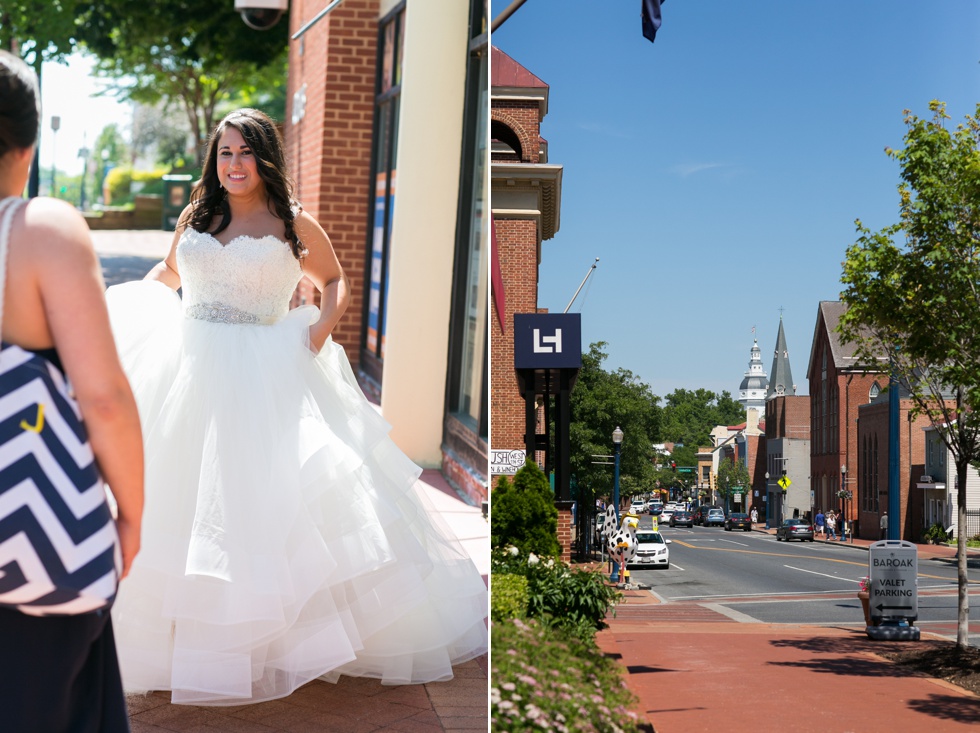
[
  {"xmin": 648, "ymin": 501, "xmax": 664, "ymax": 516},
  {"xmin": 629, "ymin": 499, "xmax": 646, "ymax": 514},
  {"xmin": 595, "ymin": 513, "xmax": 606, "ymax": 545},
  {"xmin": 775, "ymin": 518, "xmax": 815, "ymax": 542},
  {"xmin": 692, "ymin": 506, "xmax": 720, "ymax": 525},
  {"xmin": 669, "ymin": 510, "xmax": 693, "ymax": 528},
  {"xmin": 724, "ymin": 512, "xmax": 752, "ymax": 531},
  {"xmin": 703, "ymin": 508, "xmax": 726, "ymax": 527},
  {"xmin": 628, "ymin": 530, "xmax": 671, "ymax": 568}
]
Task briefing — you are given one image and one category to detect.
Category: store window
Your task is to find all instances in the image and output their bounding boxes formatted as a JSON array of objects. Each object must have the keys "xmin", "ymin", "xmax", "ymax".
[
  {"xmin": 361, "ymin": 4, "xmax": 405, "ymax": 381},
  {"xmin": 446, "ymin": 0, "xmax": 488, "ymax": 440}
]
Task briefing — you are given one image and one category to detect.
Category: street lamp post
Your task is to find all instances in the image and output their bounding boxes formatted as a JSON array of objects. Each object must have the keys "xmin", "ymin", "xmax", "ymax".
[
  {"xmin": 50, "ymin": 116, "xmax": 60, "ymax": 197},
  {"xmin": 77, "ymin": 145, "xmax": 90, "ymax": 211},
  {"xmin": 610, "ymin": 426, "xmax": 624, "ymax": 583},
  {"xmin": 840, "ymin": 464, "xmax": 847, "ymax": 543}
]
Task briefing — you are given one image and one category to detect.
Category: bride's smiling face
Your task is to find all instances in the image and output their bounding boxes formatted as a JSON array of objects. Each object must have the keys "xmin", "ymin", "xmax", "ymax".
[{"xmin": 216, "ymin": 126, "xmax": 264, "ymax": 198}]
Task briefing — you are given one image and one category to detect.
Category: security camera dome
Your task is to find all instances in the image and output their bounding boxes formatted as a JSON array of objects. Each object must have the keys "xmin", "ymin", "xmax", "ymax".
[{"xmin": 240, "ymin": 8, "xmax": 284, "ymax": 30}]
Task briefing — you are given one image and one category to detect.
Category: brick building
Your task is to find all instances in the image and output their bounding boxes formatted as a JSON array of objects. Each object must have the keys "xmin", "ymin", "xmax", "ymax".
[
  {"xmin": 764, "ymin": 396, "xmax": 810, "ymax": 524},
  {"xmin": 284, "ymin": 0, "xmax": 489, "ymax": 503},
  {"xmin": 489, "ymin": 47, "xmax": 566, "ymax": 557},
  {"xmin": 806, "ymin": 301, "xmax": 886, "ymax": 533},
  {"xmin": 856, "ymin": 390, "xmax": 931, "ymax": 541}
]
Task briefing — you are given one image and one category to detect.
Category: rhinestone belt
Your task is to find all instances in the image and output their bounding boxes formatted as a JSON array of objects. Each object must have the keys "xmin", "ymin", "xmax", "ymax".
[{"xmin": 185, "ymin": 302, "xmax": 275, "ymax": 325}]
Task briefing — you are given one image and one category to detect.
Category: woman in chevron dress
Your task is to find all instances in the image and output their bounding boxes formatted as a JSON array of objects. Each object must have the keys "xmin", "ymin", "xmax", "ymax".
[
  {"xmin": 105, "ymin": 108, "xmax": 487, "ymax": 706},
  {"xmin": 0, "ymin": 51, "xmax": 144, "ymax": 732}
]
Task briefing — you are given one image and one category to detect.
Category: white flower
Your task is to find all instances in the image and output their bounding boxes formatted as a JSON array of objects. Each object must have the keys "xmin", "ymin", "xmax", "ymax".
[
  {"xmin": 545, "ymin": 558, "xmax": 555, "ymax": 567},
  {"xmin": 507, "ymin": 545, "xmax": 519, "ymax": 556},
  {"xmin": 527, "ymin": 553, "xmax": 540, "ymax": 566}
]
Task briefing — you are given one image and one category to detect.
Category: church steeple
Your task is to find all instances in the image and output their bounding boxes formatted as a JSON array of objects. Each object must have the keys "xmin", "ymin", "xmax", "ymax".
[
  {"xmin": 767, "ymin": 316, "xmax": 796, "ymax": 399},
  {"xmin": 738, "ymin": 338, "xmax": 769, "ymax": 413}
]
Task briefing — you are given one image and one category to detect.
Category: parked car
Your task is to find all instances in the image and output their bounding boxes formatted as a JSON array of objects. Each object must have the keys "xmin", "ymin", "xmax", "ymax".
[
  {"xmin": 669, "ymin": 510, "xmax": 694, "ymax": 528},
  {"xmin": 629, "ymin": 499, "xmax": 646, "ymax": 514},
  {"xmin": 704, "ymin": 508, "xmax": 726, "ymax": 527},
  {"xmin": 628, "ymin": 530, "xmax": 672, "ymax": 568},
  {"xmin": 595, "ymin": 513, "xmax": 606, "ymax": 545},
  {"xmin": 776, "ymin": 518, "xmax": 815, "ymax": 542},
  {"xmin": 724, "ymin": 512, "xmax": 752, "ymax": 531}
]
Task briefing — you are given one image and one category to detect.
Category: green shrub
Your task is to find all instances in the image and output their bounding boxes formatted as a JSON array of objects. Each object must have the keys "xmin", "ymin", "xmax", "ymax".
[
  {"xmin": 923, "ymin": 522, "xmax": 949, "ymax": 543},
  {"xmin": 491, "ymin": 617, "xmax": 640, "ymax": 732},
  {"xmin": 491, "ymin": 462, "xmax": 561, "ymax": 558},
  {"xmin": 491, "ymin": 573, "xmax": 529, "ymax": 622},
  {"xmin": 492, "ymin": 548, "xmax": 620, "ymax": 640}
]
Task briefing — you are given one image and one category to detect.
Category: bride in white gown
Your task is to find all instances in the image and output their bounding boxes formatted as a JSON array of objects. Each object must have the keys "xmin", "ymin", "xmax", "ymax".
[{"xmin": 105, "ymin": 109, "xmax": 487, "ymax": 706}]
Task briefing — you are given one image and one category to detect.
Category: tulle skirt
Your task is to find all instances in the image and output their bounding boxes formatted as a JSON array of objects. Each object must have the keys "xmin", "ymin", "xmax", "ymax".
[{"xmin": 104, "ymin": 282, "xmax": 487, "ymax": 705}]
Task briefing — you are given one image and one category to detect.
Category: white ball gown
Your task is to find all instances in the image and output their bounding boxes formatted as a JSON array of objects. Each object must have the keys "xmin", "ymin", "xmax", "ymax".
[{"xmin": 104, "ymin": 228, "xmax": 488, "ymax": 705}]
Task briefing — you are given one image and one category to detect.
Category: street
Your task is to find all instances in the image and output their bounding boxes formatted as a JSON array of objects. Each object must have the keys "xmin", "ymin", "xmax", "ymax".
[{"xmin": 619, "ymin": 518, "xmax": 980, "ymax": 647}]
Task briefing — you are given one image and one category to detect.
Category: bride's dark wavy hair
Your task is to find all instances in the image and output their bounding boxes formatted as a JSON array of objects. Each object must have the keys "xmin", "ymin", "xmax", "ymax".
[{"xmin": 187, "ymin": 108, "xmax": 306, "ymax": 259}]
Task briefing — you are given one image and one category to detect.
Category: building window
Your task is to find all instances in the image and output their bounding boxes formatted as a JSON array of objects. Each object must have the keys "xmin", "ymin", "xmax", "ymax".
[
  {"xmin": 873, "ymin": 434, "xmax": 879, "ymax": 512},
  {"xmin": 361, "ymin": 4, "xmax": 406, "ymax": 380},
  {"xmin": 869, "ymin": 381, "xmax": 881, "ymax": 399},
  {"xmin": 446, "ymin": 0, "xmax": 488, "ymax": 440}
]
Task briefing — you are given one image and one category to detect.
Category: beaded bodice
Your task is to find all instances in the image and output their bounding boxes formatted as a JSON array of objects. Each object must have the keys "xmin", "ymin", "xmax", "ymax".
[{"xmin": 177, "ymin": 229, "xmax": 303, "ymax": 325}]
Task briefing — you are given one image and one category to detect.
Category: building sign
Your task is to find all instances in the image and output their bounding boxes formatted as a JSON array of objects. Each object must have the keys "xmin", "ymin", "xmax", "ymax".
[
  {"xmin": 491, "ymin": 449, "xmax": 527, "ymax": 475},
  {"xmin": 868, "ymin": 540, "xmax": 918, "ymax": 622},
  {"xmin": 513, "ymin": 313, "xmax": 582, "ymax": 370}
]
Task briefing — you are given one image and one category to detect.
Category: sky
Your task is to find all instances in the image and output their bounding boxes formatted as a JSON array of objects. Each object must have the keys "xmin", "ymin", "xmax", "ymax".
[
  {"xmin": 491, "ymin": 0, "xmax": 980, "ymax": 400},
  {"xmin": 38, "ymin": 53, "xmax": 133, "ymax": 177}
]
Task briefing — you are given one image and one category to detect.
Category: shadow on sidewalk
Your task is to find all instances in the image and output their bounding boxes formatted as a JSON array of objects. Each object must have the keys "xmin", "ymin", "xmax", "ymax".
[
  {"xmin": 767, "ymin": 654, "xmax": 920, "ymax": 678},
  {"xmin": 907, "ymin": 693, "xmax": 980, "ymax": 723}
]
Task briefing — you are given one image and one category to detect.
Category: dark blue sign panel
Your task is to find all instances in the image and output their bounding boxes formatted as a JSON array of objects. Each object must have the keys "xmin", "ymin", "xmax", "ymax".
[{"xmin": 514, "ymin": 313, "xmax": 582, "ymax": 370}]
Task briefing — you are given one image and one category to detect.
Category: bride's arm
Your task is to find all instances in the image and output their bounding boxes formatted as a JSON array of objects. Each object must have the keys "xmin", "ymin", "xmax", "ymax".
[
  {"xmin": 143, "ymin": 204, "xmax": 191, "ymax": 290},
  {"xmin": 295, "ymin": 211, "xmax": 350, "ymax": 353}
]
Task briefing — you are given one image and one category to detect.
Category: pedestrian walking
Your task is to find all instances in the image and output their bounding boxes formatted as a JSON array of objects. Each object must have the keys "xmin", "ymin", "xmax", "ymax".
[
  {"xmin": 826, "ymin": 511, "xmax": 837, "ymax": 540},
  {"xmin": 750, "ymin": 507, "xmax": 758, "ymax": 524},
  {"xmin": 880, "ymin": 511, "xmax": 888, "ymax": 540},
  {"xmin": 815, "ymin": 509, "xmax": 826, "ymax": 538}
]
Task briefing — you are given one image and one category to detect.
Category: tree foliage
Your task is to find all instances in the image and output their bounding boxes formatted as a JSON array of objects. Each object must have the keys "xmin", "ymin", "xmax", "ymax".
[
  {"xmin": 716, "ymin": 457, "xmax": 750, "ymax": 508},
  {"xmin": 0, "ymin": 1, "xmax": 80, "ymax": 65},
  {"xmin": 567, "ymin": 342, "xmax": 661, "ymax": 507},
  {"xmin": 491, "ymin": 462, "xmax": 561, "ymax": 558},
  {"xmin": 74, "ymin": 1, "xmax": 289, "ymax": 163},
  {"xmin": 661, "ymin": 388, "xmax": 744, "ymax": 450},
  {"xmin": 839, "ymin": 100, "xmax": 980, "ymax": 649}
]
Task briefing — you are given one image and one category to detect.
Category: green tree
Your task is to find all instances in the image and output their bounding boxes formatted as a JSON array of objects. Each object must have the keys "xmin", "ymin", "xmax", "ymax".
[
  {"xmin": 75, "ymin": 1, "xmax": 289, "ymax": 164},
  {"xmin": 839, "ymin": 100, "xmax": 980, "ymax": 650},
  {"xmin": 566, "ymin": 342, "xmax": 661, "ymax": 512},
  {"xmin": 491, "ymin": 462, "xmax": 561, "ymax": 558},
  {"xmin": 0, "ymin": 1, "xmax": 83, "ymax": 196},
  {"xmin": 661, "ymin": 388, "xmax": 745, "ymax": 449},
  {"xmin": 716, "ymin": 458, "xmax": 750, "ymax": 512}
]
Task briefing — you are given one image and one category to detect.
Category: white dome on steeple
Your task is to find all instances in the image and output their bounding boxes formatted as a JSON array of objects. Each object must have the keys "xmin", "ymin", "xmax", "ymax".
[{"xmin": 738, "ymin": 338, "xmax": 769, "ymax": 414}]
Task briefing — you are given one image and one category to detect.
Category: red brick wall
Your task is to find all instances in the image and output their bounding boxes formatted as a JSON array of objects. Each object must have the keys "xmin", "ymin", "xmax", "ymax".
[
  {"xmin": 765, "ymin": 396, "xmax": 811, "ymax": 441},
  {"xmin": 490, "ymin": 217, "xmax": 539, "ymax": 457},
  {"xmin": 491, "ymin": 104, "xmax": 541, "ymax": 163},
  {"xmin": 556, "ymin": 504, "xmax": 573, "ymax": 564},
  {"xmin": 857, "ymin": 399, "xmax": 931, "ymax": 541},
  {"xmin": 286, "ymin": 0, "xmax": 379, "ymax": 364}
]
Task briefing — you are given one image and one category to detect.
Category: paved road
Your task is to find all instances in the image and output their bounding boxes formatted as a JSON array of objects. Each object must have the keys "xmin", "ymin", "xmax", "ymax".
[{"xmin": 622, "ymin": 523, "xmax": 980, "ymax": 646}]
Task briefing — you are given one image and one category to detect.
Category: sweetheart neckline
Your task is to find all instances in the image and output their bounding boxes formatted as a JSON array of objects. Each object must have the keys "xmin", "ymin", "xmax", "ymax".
[{"xmin": 184, "ymin": 229, "xmax": 290, "ymax": 249}]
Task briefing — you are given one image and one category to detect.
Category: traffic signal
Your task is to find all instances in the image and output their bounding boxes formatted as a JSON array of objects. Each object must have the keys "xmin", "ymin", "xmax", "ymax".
[{"xmin": 671, "ymin": 461, "xmax": 676, "ymax": 471}]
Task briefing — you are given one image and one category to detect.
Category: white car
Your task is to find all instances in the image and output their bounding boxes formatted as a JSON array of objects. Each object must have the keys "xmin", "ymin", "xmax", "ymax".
[
  {"xmin": 629, "ymin": 500, "xmax": 646, "ymax": 514},
  {"xmin": 659, "ymin": 508, "xmax": 675, "ymax": 525},
  {"xmin": 629, "ymin": 530, "xmax": 671, "ymax": 568}
]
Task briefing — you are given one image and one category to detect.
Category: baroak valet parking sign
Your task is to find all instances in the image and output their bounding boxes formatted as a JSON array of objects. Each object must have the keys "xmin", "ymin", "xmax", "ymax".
[{"xmin": 868, "ymin": 540, "xmax": 918, "ymax": 623}]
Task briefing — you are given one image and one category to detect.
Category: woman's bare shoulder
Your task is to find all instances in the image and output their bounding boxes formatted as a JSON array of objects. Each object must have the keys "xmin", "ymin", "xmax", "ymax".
[{"xmin": 20, "ymin": 198, "xmax": 94, "ymax": 256}]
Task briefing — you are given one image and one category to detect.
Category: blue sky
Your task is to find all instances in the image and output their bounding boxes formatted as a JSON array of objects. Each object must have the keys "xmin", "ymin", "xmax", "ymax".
[{"xmin": 491, "ymin": 1, "xmax": 980, "ymax": 399}]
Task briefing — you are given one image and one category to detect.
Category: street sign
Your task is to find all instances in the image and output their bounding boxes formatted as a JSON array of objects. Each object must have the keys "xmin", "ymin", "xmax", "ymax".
[
  {"xmin": 868, "ymin": 540, "xmax": 918, "ymax": 622},
  {"xmin": 777, "ymin": 475, "xmax": 791, "ymax": 490}
]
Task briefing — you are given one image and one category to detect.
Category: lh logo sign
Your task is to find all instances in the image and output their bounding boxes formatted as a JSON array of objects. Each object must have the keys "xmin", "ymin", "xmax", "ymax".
[
  {"xmin": 514, "ymin": 314, "xmax": 581, "ymax": 370},
  {"xmin": 534, "ymin": 328, "xmax": 562, "ymax": 354}
]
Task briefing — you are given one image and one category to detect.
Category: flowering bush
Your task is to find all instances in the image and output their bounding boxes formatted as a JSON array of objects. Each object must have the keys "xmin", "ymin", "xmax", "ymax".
[
  {"xmin": 859, "ymin": 576, "xmax": 871, "ymax": 592},
  {"xmin": 492, "ymin": 548, "xmax": 620, "ymax": 640},
  {"xmin": 491, "ymin": 617, "xmax": 640, "ymax": 732}
]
